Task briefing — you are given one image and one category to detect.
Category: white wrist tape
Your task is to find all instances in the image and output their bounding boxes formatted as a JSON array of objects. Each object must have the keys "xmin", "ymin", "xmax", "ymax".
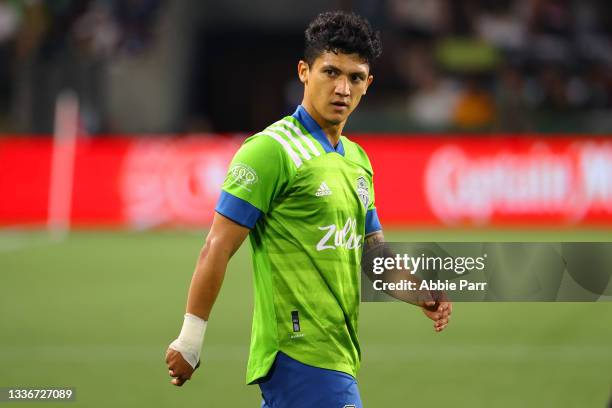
[{"xmin": 169, "ymin": 313, "xmax": 207, "ymax": 369}]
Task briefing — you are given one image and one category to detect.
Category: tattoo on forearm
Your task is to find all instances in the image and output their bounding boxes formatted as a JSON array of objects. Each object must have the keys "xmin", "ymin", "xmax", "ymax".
[
  {"xmin": 362, "ymin": 231, "xmax": 446, "ymax": 306},
  {"xmin": 364, "ymin": 232, "xmax": 384, "ymax": 247}
]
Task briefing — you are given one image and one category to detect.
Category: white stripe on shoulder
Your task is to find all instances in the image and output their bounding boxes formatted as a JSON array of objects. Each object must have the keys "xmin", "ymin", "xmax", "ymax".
[
  {"xmin": 280, "ymin": 119, "xmax": 321, "ymax": 157},
  {"xmin": 261, "ymin": 132, "xmax": 303, "ymax": 168},
  {"xmin": 269, "ymin": 125, "xmax": 312, "ymax": 160}
]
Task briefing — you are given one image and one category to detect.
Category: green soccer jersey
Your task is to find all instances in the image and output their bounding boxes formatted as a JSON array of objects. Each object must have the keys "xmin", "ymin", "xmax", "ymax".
[{"xmin": 215, "ymin": 105, "xmax": 382, "ymax": 384}]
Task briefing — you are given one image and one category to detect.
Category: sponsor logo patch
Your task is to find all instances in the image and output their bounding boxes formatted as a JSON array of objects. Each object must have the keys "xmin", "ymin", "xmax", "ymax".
[
  {"xmin": 316, "ymin": 217, "xmax": 362, "ymax": 251},
  {"xmin": 228, "ymin": 163, "xmax": 258, "ymax": 191},
  {"xmin": 315, "ymin": 181, "xmax": 333, "ymax": 197}
]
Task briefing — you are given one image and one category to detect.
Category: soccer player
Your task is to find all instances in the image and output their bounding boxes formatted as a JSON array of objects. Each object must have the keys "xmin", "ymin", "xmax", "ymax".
[{"xmin": 165, "ymin": 11, "xmax": 452, "ymax": 407}]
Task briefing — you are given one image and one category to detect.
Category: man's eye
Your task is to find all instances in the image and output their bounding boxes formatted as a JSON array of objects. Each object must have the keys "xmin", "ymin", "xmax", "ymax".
[
  {"xmin": 351, "ymin": 75, "xmax": 363, "ymax": 82},
  {"xmin": 325, "ymin": 69, "xmax": 336, "ymax": 76}
]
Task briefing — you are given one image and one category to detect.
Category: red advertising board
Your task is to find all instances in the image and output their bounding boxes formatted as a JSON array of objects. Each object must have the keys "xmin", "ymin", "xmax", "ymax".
[
  {"xmin": 1, "ymin": 135, "xmax": 612, "ymax": 228},
  {"xmin": 357, "ymin": 136, "xmax": 612, "ymax": 227}
]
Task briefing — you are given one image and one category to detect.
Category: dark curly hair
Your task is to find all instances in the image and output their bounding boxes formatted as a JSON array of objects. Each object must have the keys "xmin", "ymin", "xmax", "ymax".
[{"xmin": 304, "ymin": 11, "xmax": 382, "ymax": 66}]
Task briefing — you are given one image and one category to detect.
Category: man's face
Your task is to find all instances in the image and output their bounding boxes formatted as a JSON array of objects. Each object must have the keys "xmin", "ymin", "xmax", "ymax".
[{"xmin": 299, "ymin": 51, "xmax": 373, "ymax": 127}]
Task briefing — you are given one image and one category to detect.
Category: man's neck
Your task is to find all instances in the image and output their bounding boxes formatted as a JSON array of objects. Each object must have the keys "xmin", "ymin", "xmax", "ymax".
[
  {"xmin": 324, "ymin": 124, "xmax": 343, "ymax": 148},
  {"xmin": 301, "ymin": 102, "xmax": 344, "ymax": 148}
]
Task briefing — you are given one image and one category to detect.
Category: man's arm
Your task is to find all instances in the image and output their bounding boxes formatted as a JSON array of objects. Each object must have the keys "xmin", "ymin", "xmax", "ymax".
[
  {"xmin": 165, "ymin": 212, "xmax": 250, "ymax": 386},
  {"xmin": 363, "ymin": 231, "xmax": 452, "ymax": 332},
  {"xmin": 185, "ymin": 213, "xmax": 250, "ymax": 319}
]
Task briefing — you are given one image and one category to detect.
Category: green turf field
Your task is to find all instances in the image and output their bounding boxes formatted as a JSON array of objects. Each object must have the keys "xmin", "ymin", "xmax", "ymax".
[{"xmin": 1, "ymin": 229, "xmax": 611, "ymax": 407}]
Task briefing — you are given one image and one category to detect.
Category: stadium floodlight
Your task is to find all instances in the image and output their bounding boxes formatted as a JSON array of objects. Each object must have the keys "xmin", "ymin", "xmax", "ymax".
[{"xmin": 47, "ymin": 90, "xmax": 79, "ymax": 241}]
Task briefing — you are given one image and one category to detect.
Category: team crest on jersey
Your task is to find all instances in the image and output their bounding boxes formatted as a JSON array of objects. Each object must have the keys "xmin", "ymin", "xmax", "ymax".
[{"xmin": 356, "ymin": 176, "xmax": 369, "ymax": 209}]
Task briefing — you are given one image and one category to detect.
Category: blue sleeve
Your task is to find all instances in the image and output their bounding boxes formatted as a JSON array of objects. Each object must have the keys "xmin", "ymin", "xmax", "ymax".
[
  {"xmin": 365, "ymin": 208, "xmax": 382, "ymax": 234},
  {"xmin": 215, "ymin": 191, "xmax": 262, "ymax": 229}
]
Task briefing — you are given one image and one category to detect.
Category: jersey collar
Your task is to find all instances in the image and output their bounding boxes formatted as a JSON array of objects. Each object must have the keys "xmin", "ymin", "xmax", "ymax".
[{"xmin": 292, "ymin": 105, "xmax": 345, "ymax": 156}]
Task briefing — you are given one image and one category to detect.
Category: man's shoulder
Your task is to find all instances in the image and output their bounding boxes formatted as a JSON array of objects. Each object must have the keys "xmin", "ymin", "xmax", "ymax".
[
  {"xmin": 240, "ymin": 119, "xmax": 296, "ymax": 157},
  {"xmin": 234, "ymin": 117, "xmax": 314, "ymax": 173},
  {"xmin": 248, "ymin": 117, "xmax": 323, "ymax": 169}
]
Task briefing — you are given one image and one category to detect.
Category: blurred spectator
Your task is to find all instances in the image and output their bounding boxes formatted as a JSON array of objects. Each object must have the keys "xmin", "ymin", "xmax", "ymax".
[
  {"xmin": 6, "ymin": 0, "xmax": 164, "ymax": 134},
  {"xmin": 494, "ymin": 64, "xmax": 532, "ymax": 132},
  {"xmin": 26, "ymin": 0, "xmax": 103, "ymax": 134},
  {"xmin": 113, "ymin": 0, "xmax": 161, "ymax": 54},
  {"xmin": 585, "ymin": 64, "xmax": 612, "ymax": 110},
  {"xmin": 387, "ymin": 0, "xmax": 448, "ymax": 36},
  {"xmin": 452, "ymin": 77, "xmax": 496, "ymax": 130},
  {"xmin": 395, "ymin": 0, "xmax": 612, "ymax": 133},
  {"xmin": 446, "ymin": 0, "xmax": 477, "ymax": 35},
  {"xmin": 0, "ymin": 0, "xmax": 611, "ymax": 134},
  {"xmin": 400, "ymin": 41, "xmax": 460, "ymax": 129},
  {"xmin": 407, "ymin": 72, "xmax": 460, "ymax": 130},
  {"xmin": 529, "ymin": 0, "xmax": 573, "ymax": 37},
  {"xmin": 0, "ymin": 0, "xmax": 21, "ymax": 128},
  {"xmin": 474, "ymin": 0, "xmax": 527, "ymax": 52},
  {"xmin": 73, "ymin": 1, "xmax": 120, "ymax": 58},
  {"xmin": 537, "ymin": 65, "xmax": 570, "ymax": 111}
]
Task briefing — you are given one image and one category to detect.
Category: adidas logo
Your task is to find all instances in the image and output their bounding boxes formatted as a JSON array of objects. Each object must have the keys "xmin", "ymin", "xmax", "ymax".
[{"xmin": 315, "ymin": 181, "xmax": 332, "ymax": 197}]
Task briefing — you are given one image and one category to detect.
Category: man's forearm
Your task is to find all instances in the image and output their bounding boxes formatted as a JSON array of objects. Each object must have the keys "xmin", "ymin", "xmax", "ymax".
[
  {"xmin": 185, "ymin": 238, "xmax": 233, "ymax": 320},
  {"xmin": 184, "ymin": 212, "xmax": 250, "ymax": 321},
  {"xmin": 363, "ymin": 231, "xmax": 440, "ymax": 305},
  {"xmin": 166, "ymin": 213, "xmax": 249, "ymax": 374}
]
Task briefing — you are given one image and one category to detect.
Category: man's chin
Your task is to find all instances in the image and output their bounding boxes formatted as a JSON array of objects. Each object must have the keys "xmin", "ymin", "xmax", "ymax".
[{"xmin": 323, "ymin": 113, "xmax": 347, "ymax": 126}]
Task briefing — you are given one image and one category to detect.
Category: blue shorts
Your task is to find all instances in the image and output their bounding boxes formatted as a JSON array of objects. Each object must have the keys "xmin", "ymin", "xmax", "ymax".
[{"xmin": 257, "ymin": 352, "xmax": 362, "ymax": 408}]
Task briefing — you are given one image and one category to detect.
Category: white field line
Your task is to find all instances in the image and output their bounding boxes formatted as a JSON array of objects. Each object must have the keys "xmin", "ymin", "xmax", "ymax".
[{"xmin": 0, "ymin": 231, "xmax": 62, "ymax": 252}]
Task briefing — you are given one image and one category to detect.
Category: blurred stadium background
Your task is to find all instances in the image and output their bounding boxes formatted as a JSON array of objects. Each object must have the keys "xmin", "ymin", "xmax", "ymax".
[{"xmin": 0, "ymin": 1, "xmax": 611, "ymax": 407}]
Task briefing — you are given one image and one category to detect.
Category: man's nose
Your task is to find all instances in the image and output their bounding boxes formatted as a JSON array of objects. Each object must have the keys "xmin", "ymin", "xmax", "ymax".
[{"xmin": 335, "ymin": 77, "xmax": 350, "ymax": 96}]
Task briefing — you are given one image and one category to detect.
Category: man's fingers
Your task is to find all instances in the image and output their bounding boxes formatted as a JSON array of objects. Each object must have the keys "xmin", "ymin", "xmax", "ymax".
[
  {"xmin": 168, "ymin": 369, "xmax": 183, "ymax": 379},
  {"xmin": 434, "ymin": 317, "xmax": 449, "ymax": 331},
  {"xmin": 438, "ymin": 301, "xmax": 452, "ymax": 314},
  {"xmin": 169, "ymin": 369, "xmax": 192, "ymax": 386},
  {"xmin": 166, "ymin": 348, "xmax": 182, "ymax": 366},
  {"xmin": 436, "ymin": 302, "xmax": 452, "ymax": 320},
  {"xmin": 422, "ymin": 300, "xmax": 452, "ymax": 331},
  {"xmin": 435, "ymin": 323, "xmax": 448, "ymax": 332},
  {"xmin": 168, "ymin": 366, "xmax": 193, "ymax": 380},
  {"xmin": 441, "ymin": 302, "xmax": 452, "ymax": 314},
  {"xmin": 429, "ymin": 312, "xmax": 441, "ymax": 320},
  {"xmin": 171, "ymin": 377, "xmax": 186, "ymax": 387},
  {"xmin": 423, "ymin": 307, "xmax": 441, "ymax": 321}
]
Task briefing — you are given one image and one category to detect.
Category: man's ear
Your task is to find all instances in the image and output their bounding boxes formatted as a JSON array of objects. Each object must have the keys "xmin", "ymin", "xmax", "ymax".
[
  {"xmin": 298, "ymin": 60, "xmax": 309, "ymax": 84},
  {"xmin": 364, "ymin": 75, "xmax": 374, "ymax": 95}
]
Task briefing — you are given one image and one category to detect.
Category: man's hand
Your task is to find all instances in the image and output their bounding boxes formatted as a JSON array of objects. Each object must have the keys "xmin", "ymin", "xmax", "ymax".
[
  {"xmin": 165, "ymin": 348, "xmax": 199, "ymax": 387},
  {"xmin": 421, "ymin": 300, "xmax": 452, "ymax": 332}
]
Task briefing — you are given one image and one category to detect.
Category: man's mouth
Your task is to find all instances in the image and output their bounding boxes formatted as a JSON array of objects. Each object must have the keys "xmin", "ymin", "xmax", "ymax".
[{"xmin": 331, "ymin": 101, "xmax": 349, "ymax": 109}]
